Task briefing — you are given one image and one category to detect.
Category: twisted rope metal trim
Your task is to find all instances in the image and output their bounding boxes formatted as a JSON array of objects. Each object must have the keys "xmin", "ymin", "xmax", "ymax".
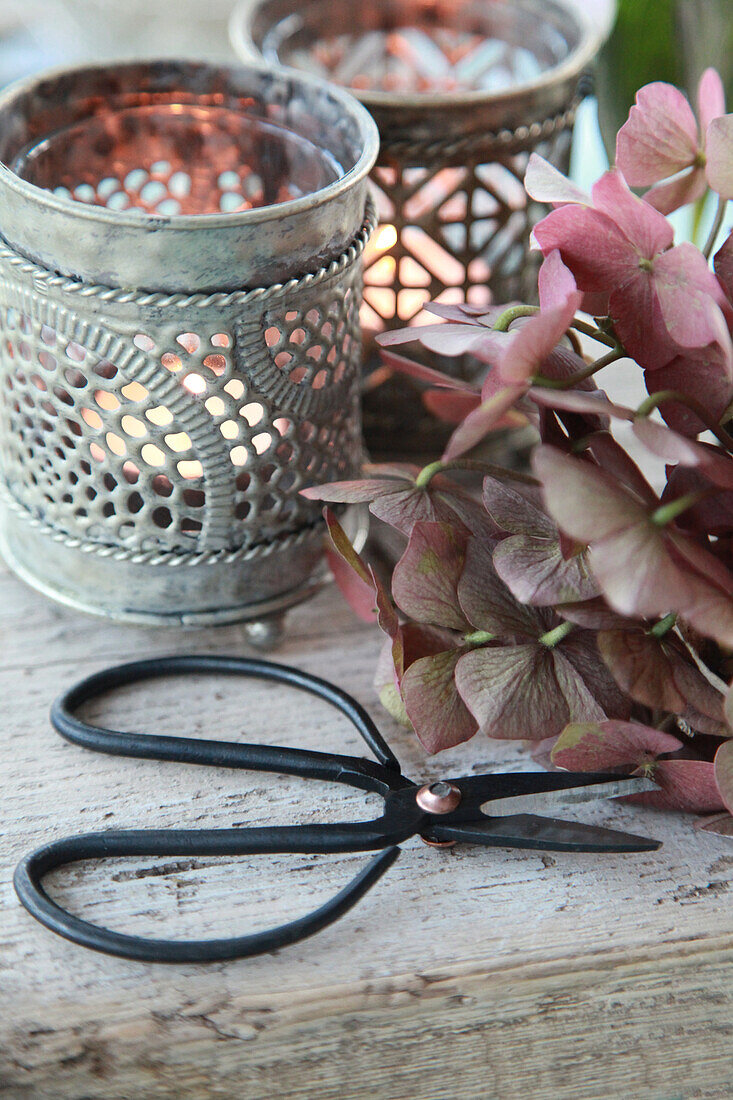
[
  {"xmin": 0, "ymin": 484, "xmax": 324, "ymax": 567},
  {"xmin": 0, "ymin": 197, "xmax": 378, "ymax": 312},
  {"xmin": 380, "ymin": 105, "xmax": 578, "ymax": 164}
]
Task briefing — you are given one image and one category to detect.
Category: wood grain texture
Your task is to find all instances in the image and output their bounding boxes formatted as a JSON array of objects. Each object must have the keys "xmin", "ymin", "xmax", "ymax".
[{"xmin": 1, "ymin": 561, "xmax": 732, "ymax": 1099}]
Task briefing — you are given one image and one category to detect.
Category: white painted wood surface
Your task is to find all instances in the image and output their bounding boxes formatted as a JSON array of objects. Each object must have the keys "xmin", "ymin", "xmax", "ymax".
[{"xmin": 0, "ymin": 560, "xmax": 731, "ymax": 1099}]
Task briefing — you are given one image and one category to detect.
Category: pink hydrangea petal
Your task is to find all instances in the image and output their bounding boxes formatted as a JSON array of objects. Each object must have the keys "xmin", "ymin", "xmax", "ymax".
[
  {"xmin": 555, "ymin": 634, "xmax": 631, "ymax": 720},
  {"xmin": 713, "ymin": 229, "xmax": 730, "ymax": 305},
  {"xmin": 457, "ymin": 536, "xmax": 541, "ymax": 637},
  {"xmin": 632, "ymin": 418, "xmax": 733, "ymax": 488},
  {"xmin": 588, "ymin": 522, "xmax": 682, "ymax": 619},
  {"xmin": 580, "ymin": 290, "xmax": 611, "ymax": 316},
  {"xmin": 532, "ymin": 205, "xmax": 637, "ymax": 291},
  {"xmin": 455, "ymin": 644, "xmax": 571, "ymax": 740},
  {"xmin": 695, "ymin": 813, "xmax": 733, "ymax": 836},
  {"xmin": 715, "ymin": 231, "xmax": 733, "ymax": 305},
  {"xmin": 374, "ymin": 635, "xmax": 409, "ymax": 725},
  {"xmin": 663, "ymin": 465, "xmax": 733, "ymax": 537},
  {"xmin": 442, "ymin": 388, "xmax": 522, "ymax": 461},
  {"xmin": 551, "ymin": 719, "xmax": 682, "ymax": 771},
  {"xmin": 401, "ymin": 649, "xmax": 478, "ymax": 754},
  {"xmin": 698, "ymin": 67, "xmax": 726, "ymax": 132},
  {"xmin": 498, "ymin": 294, "xmax": 583, "ymax": 385},
  {"xmin": 324, "ymin": 510, "xmax": 377, "ymax": 623},
  {"xmin": 379, "ymin": 322, "xmax": 493, "ymax": 357},
  {"xmin": 424, "ymin": 302, "xmax": 501, "ymax": 325},
  {"xmin": 706, "ymin": 114, "xmax": 733, "ymax": 198},
  {"xmin": 585, "ymin": 433, "xmax": 658, "ymax": 506},
  {"xmin": 420, "ymin": 323, "xmax": 501, "ymax": 357},
  {"xmin": 597, "ymin": 628, "xmax": 724, "ymax": 725},
  {"xmin": 493, "ymin": 535, "xmax": 600, "ymax": 606},
  {"xmin": 392, "ymin": 521, "xmax": 471, "ymax": 632},
  {"xmin": 654, "ymin": 244, "xmax": 732, "ymax": 350},
  {"xmin": 609, "ymin": 270, "xmax": 677, "ymax": 372},
  {"xmin": 592, "ymin": 168, "xmax": 674, "ymax": 258},
  {"xmin": 370, "ymin": 486, "xmax": 443, "ymax": 534},
  {"xmin": 433, "ymin": 486, "xmax": 504, "ymax": 543},
  {"xmin": 482, "ymin": 477, "xmax": 554, "ymax": 536},
  {"xmin": 715, "ymin": 741, "xmax": 733, "ymax": 812},
  {"xmin": 538, "ymin": 250, "xmax": 578, "ymax": 311},
  {"xmin": 528, "ymin": 388, "xmax": 632, "ymax": 421},
  {"xmin": 302, "ymin": 477, "xmax": 409, "ymax": 504},
  {"xmin": 423, "ymin": 388, "xmax": 481, "ymax": 424},
  {"xmin": 558, "ymin": 599, "xmax": 635, "ymax": 632},
  {"xmin": 379, "ymin": 348, "xmax": 477, "ymax": 391},
  {"xmin": 524, "ymin": 153, "xmax": 589, "ymax": 205},
  {"xmin": 615, "ymin": 82, "xmax": 699, "ymax": 186},
  {"xmin": 667, "ymin": 529, "xmax": 733, "ymax": 597},
  {"xmin": 325, "ymin": 545, "xmax": 376, "ymax": 622},
  {"xmin": 635, "ymin": 760, "xmax": 724, "ymax": 814},
  {"xmin": 643, "ymin": 167, "xmax": 708, "ymax": 215},
  {"xmin": 647, "ymin": 344, "xmax": 733, "ymax": 436},
  {"xmin": 532, "ymin": 445, "xmax": 649, "ymax": 544},
  {"xmin": 679, "ymin": 584, "xmax": 733, "ymax": 649}
]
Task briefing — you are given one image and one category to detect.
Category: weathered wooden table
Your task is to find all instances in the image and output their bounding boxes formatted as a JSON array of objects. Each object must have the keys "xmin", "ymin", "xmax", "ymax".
[{"xmin": 1, "ymin": 563, "xmax": 731, "ymax": 1099}]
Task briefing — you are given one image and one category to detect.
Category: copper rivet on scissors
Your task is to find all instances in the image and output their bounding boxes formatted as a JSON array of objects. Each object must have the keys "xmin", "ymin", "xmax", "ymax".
[
  {"xmin": 420, "ymin": 835, "xmax": 457, "ymax": 848},
  {"xmin": 416, "ymin": 780, "xmax": 461, "ymax": 814}
]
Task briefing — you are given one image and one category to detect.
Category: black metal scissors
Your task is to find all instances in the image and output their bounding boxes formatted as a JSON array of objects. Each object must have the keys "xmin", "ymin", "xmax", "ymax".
[{"xmin": 15, "ymin": 655, "xmax": 660, "ymax": 964}]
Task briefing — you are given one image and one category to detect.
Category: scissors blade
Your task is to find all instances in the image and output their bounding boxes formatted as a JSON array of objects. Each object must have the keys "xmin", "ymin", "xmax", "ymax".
[
  {"xmin": 480, "ymin": 775, "xmax": 656, "ymax": 817},
  {"xmin": 430, "ymin": 814, "xmax": 661, "ymax": 853}
]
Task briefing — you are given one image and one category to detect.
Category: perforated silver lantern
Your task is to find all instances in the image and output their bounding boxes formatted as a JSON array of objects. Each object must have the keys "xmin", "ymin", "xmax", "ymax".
[
  {"xmin": 0, "ymin": 60, "xmax": 378, "ymax": 626},
  {"xmin": 232, "ymin": 0, "xmax": 603, "ymax": 452}
]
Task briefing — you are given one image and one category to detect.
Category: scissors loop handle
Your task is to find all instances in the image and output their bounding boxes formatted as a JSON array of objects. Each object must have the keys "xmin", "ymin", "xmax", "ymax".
[
  {"xmin": 52, "ymin": 654, "xmax": 403, "ymax": 781},
  {"xmin": 16, "ymin": 655, "xmax": 412, "ymax": 962},
  {"xmin": 15, "ymin": 837, "xmax": 400, "ymax": 963}
]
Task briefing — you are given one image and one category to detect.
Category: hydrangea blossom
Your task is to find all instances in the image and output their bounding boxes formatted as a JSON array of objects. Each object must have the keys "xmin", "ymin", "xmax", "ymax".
[{"xmin": 307, "ymin": 70, "xmax": 733, "ymax": 835}]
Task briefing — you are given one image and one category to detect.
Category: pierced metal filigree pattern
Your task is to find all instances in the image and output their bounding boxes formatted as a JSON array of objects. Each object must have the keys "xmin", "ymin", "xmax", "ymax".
[
  {"xmin": 361, "ymin": 128, "xmax": 573, "ymax": 339},
  {"xmin": 0, "ymin": 251, "xmax": 365, "ymax": 559}
]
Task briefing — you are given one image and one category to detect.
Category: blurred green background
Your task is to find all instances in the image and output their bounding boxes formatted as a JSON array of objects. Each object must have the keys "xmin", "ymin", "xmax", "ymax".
[{"xmin": 597, "ymin": 0, "xmax": 733, "ymax": 159}]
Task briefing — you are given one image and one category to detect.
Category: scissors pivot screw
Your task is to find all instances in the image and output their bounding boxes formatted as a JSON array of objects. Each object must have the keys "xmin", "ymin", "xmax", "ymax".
[{"xmin": 416, "ymin": 781, "xmax": 462, "ymax": 815}]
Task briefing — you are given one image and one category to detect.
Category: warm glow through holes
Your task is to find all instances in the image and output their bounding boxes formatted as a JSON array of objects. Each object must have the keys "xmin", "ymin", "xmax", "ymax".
[
  {"xmin": 165, "ymin": 432, "xmax": 192, "ymax": 452},
  {"xmin": 240, "ymin": 402, "xmax": 264, "ymax": 426},
  {"xmin": 94, "ymin": 390, "xmax": 120, "ymax": 411},
  {"xmin": 141, "ymin": 443, "xmax": 166, "ymax": 467},
  {"xmin": 252, "ymin": 432, "xmax": 272, "ymax": 455},
  {"xmin": 178, "ymin": 459, "xmax": 203, "ymax": 479},
  {"xmin": 121, "ymin": 415, "xmax": 147, "ymax": 438},
  {"xmin": 374, "ymin": 224, "xmax": 397, "ymax": 251},
  {"xmin": 146, "ymin": 406, "xmax": 173, "ymax": 426},
  {"xmin": 121, "ymin": 381, "xmax": 148, "ymax": 402},
  {"xmin": 230, "ymin": 446, "xmax": 249, "ymax": 466},
  {"xmin": 183, "ymin": 373, "xmax": 206, "ymax": 395}
]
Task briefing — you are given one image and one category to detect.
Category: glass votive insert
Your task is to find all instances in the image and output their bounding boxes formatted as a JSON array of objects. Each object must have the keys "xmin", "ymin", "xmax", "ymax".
[
  {"xmin": 0, "ymin": 60, "xmax": 378, "ymax": 625},
  {"xmin": 13, "ymin": 102, "xmax": 343, "ymax": 216}
]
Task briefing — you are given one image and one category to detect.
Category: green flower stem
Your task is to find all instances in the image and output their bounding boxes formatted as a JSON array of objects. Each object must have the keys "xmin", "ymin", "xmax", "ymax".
[
  {"xmin": 702, "ymin": 194, "xmax": 728, "ymax": 261},
  {"xmin": 650, "ymin": 613, "xmax": 677, "ymax": 639},
  {"xmin": 492, "ymin": 304, "xmax": 539, "ymax": 331},
  {"xmin": 651, "ymin": 491, "xmax": 708, "ymax": 526},
  {"xmin": 539, "ymin": 621, "xmax": 574, "ymax": 648},
  {"xmin": 568, "ymin": 319, "xmax": 618, "ymax": 349},
  {"xmin": 637, "ymin": 391, "xmax": 733, "ymax": 452},
  {"xmin": 566, "ymin": 327, "xmax": 583, "ymax": 357},
  {"xmin": 531, "ymin": 346, "xmax": 625, "ymax": 390},
  {"xmin": 464, "ymin": 630, "xmax": 495, "ymax": 647},
  {"xmin": 414, "ymin": 461, "xmax": 445, "ymax": 489},
  {"xmin": 414, "ymin": 459, "xmax": 539, "ymax": 489}
]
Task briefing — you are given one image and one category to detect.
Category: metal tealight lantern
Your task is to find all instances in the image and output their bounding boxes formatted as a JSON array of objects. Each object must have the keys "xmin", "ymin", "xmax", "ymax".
[
  {"xmin": 232, "ymin": 0, "xmax": 602, "ymax": 453},
  {"xmin": 0, "ymin": 60, "xmax": 378, "ymax": 627}
]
